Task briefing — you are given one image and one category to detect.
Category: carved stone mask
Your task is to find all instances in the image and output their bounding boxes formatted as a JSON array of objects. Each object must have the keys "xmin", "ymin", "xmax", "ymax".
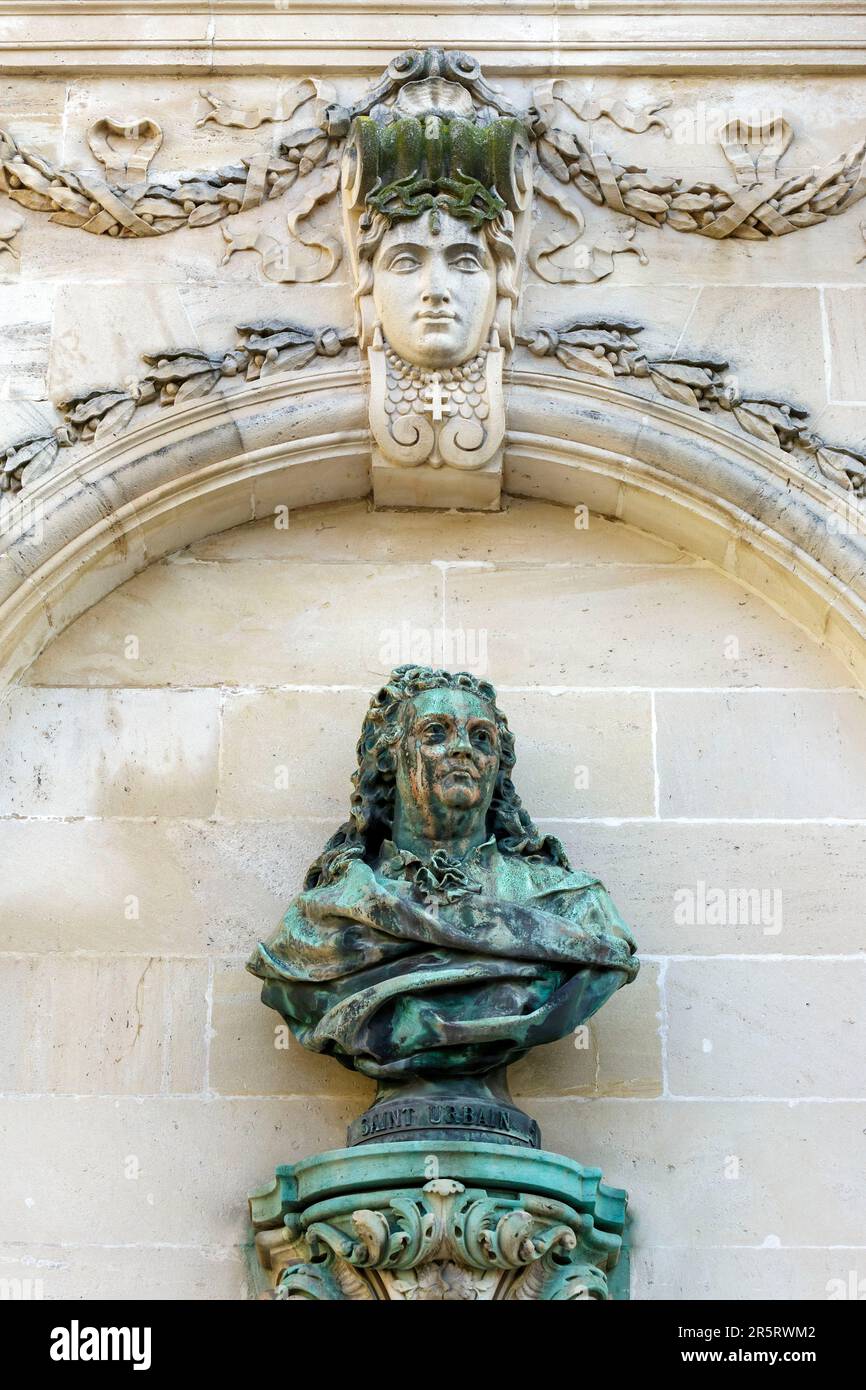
[
  {"xmin": 394, "ymin": 686, "xmax": 501, "ymax": 838},
  {"xmin": 372, "ymin": 211, "xmax": 497, "ymax": 369}
]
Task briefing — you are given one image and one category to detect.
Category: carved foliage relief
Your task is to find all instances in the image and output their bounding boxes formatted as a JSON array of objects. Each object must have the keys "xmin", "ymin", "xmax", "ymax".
[{"xmin": 2, "ymin": 47, "xmax": 866, "ymax": 502}]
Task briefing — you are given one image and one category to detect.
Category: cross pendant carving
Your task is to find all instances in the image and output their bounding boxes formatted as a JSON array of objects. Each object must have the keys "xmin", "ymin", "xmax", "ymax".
[{"xmin": 420, "ymin": 374, "xmax": 454, "ymax": 423}]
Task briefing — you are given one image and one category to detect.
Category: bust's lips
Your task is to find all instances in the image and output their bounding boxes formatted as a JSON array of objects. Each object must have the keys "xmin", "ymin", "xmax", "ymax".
[{"xmin": 441, "ymin": 764, "xmax": 479, "ymax": 784}]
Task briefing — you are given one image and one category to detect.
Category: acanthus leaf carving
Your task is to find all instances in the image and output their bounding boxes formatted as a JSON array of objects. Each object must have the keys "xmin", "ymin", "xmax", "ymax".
[{"xmin": 259, "ymin": 1175, "xmax": 625, "ymax": 1302}]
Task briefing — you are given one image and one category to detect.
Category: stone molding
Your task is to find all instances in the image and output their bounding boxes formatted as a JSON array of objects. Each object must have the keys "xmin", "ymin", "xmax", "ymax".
[
  {"xmin": 249, "ymin": 1140, "xmax": 628, "ymax": 1301},
  {"xmin": 3, "ymin": 43, "xmax": 864, "ymax": 511},
  {"xmin": 2, "ymin": 7, "xmax": 866, "ymax": 74},
  {"xmin": 6, "ymin": 1, "xmax": 863, "ymax": 8},
  {"xmin": 2, "ymin": 363, "xmax": 865, "ymax": 688}
]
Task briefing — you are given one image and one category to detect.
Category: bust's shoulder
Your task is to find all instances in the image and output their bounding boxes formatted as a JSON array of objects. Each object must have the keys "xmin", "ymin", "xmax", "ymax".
[{"xmin": 495, "ymin": 848, "xmax": 602, "ymax": 895}]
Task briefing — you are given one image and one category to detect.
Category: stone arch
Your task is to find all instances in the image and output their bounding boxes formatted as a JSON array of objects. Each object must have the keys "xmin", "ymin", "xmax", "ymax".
[{"xmin": 1, "ymin": 363, "xmax": 864, "ymax": 685}]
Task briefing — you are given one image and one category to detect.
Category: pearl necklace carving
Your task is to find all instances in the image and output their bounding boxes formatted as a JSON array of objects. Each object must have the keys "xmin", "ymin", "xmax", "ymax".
[{"xmin": 383, "ymin": 345, "xmax": 490, "ymax": 425}]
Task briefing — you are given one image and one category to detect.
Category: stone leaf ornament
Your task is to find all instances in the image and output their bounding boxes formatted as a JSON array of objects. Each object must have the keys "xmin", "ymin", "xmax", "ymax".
[
  {"xmin": 1, "ymin": 46, "xmax": 865, "ymax": 283},
  {"xmin": 0, "ymin": 322, "xmax": 354, "ymax": 494},
  {"xmin": 0, "ymin": 205, "xmax": 23, "ymax": 265},
  {"xmin": 0, "ymin": 112, "xmax": 338, "ymax": 281},
  {"xmin": 3, "ymin": 47, "xmax": 866, "ymax": 499},
  {"xmin": 520, "ymin": 320, "xmax": 866, "ymax": 497},
  {"xmin": 3, "ymin": 308, "xmax": 866, "ymax": 501},
  {"xmin": 530, "ymin": 86, "xmax": 866, "ymax": 244},
  {"xmin": 0, "ymin": 431, "xmax": 66, "ymax": 493}
]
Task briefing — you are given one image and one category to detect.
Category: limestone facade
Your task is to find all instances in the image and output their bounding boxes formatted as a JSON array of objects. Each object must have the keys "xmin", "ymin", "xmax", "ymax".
[{"xmin": 1, "ymin": 2, "xmax": 866, "ymax": 1301}]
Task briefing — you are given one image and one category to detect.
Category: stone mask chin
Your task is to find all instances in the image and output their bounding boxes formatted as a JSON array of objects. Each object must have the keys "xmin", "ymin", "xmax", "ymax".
[{"xmin": 371, "ymin": 210, "xmax": 498, "ymax": 370}]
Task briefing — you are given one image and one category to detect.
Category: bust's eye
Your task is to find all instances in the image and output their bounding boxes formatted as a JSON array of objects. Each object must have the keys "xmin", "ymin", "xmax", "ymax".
[
  {"xmin": 422, "ymin": 722, "xmax": 447, "ymax": 741},
  {"xmin": 471, "ymin": 728, "xmax": 493, "ymax": 748},
  {"xmin": 386, "ymin": 252, "xmax": 421, "ymax": 273},
  {"xmin": 450, "ymin": 253, "xmax": 483, "ymax": 273}
]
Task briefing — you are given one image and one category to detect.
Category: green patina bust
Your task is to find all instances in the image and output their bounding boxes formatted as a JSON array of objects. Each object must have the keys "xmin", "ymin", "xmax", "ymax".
[{"xmin": 247, "ymin": 665, "xmax": 638, "ymax": 1149}]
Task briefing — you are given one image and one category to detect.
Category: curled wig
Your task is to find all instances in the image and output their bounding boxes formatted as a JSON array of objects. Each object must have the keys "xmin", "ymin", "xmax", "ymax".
[{"xmin": 304, "ymin": 664, "xmax": 570, "ymax": 888}]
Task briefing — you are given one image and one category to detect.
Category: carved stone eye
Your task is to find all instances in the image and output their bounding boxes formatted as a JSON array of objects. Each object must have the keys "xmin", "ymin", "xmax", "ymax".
[
  {"xmin": 450, "ymin": 253, "xmax": 483, "ymax": 272},
  {"xmin": 387, "ymin": 252, "xmax": 421, "ymax": 273}
]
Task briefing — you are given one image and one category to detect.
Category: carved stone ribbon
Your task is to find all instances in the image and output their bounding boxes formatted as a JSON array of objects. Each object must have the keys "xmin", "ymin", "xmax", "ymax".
[
  {"xmin": 529, "ymin": 165, "xmax": 647, "ymax": 284},
  {"xmin": 86, "ymin": 117, "xmax": 163, "ymax": 183},
  {"xmin": 533, "ymin": 79, "xmax": 672, "ymax": 137},
  {"xmin": 197, "ymin": 78, "xmax": 337, "ymax": 131},
  {"xmin": 221, "ymin": 161, "xmax": 342, "ymax": 282}
]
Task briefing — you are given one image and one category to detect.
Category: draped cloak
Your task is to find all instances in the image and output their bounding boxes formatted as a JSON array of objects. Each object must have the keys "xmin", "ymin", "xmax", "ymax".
[{"xmin": 246, "ymin": 836, "xmax": 639, "ymax": 1081}]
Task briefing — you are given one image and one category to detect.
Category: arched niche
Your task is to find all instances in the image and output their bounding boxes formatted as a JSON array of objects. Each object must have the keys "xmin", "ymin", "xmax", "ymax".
[{"xmin": 1, "ymin": 363, "xmax": 864, "ymax": 687}]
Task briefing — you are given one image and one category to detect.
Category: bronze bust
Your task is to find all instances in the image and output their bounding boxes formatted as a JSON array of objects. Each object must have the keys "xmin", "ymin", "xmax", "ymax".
[{"xmin": 247, "ymin": 665, "xmax": 638, "ymax": 1148}]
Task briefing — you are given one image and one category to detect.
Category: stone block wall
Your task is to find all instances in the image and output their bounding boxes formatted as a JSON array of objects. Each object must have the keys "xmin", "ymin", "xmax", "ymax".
[
  {"xmin": 1, "ymin": 497, "xmax": 864, "ymax": 1299},
  {"xmin": 2, "ymin": 6, "xmax": 866, "ymax": 1301}
]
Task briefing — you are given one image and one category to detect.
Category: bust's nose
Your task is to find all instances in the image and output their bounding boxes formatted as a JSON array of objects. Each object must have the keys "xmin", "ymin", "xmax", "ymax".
[
  {"xmin": 421, "ymin": 257, "xmax": 451, "ymax": 304},
  {"xmin": 447, "ymin": 724, "xmax": 474, "ymax": 757}
]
